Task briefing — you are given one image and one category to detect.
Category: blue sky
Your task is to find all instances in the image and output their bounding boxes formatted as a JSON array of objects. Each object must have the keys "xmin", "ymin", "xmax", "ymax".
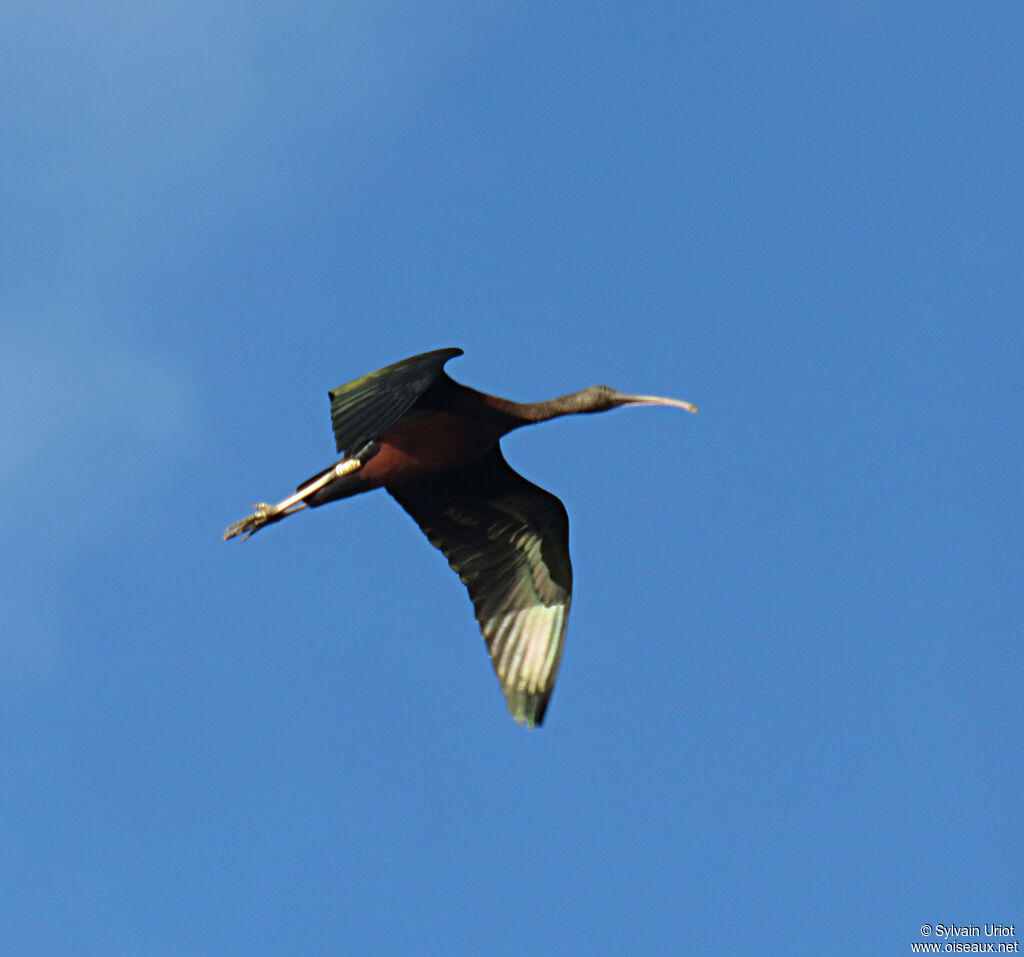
[{"xmin": 2, "ymin": 2, "xmax": 1021, "ymax": 955}]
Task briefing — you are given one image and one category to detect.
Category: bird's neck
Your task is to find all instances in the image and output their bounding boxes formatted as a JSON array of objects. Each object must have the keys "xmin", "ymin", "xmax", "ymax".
[
  {"xmin": 439, "ymin": 385, "xmax": 550, "ymax": 429},
  {"xmin": 483, "ymin": 392, "xmax": 595, "ymax": 426},
  {"xmin": 439, "ymin": 380, "xmax": 594, "ymax": 431}
]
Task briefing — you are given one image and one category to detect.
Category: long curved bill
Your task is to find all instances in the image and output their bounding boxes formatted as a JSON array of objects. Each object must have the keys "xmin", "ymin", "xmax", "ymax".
[{"xmin": 620, "ymin": 393, "xmax": 699, "ymax": 414}]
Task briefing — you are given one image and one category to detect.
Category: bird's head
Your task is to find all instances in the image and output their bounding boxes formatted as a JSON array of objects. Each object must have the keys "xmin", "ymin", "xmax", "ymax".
[{"xmin": 572, "ymin": 384, "xmax": 699, "ymax": 415}]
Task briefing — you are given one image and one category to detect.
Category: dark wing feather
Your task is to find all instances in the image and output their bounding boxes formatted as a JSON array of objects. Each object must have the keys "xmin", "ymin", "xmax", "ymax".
[
  {"xmin": 327, "ymin": 348, "xmax": 463, "ymax": 455},
  {"xmin": 389, "ymin": 449, "xmax": 572, "ymax": 727}
]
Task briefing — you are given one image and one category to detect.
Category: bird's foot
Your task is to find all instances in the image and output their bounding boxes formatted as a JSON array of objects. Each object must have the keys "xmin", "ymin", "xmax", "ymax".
[
  {"xmin": 223, "ymin": 503, "xmax": 280, "ymax": 541},
  {"xmin": 221, "ymin": 453, "xmax": 371, "ymax": 543}
]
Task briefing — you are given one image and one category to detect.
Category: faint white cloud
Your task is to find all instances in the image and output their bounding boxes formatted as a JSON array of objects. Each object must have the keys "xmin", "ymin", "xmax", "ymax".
[
  {"xmin": 0, "ymin": 324, "xmax": 194, "ymax": 535},
  {"xmin": 0, "ymin": 332, "xmax": 188, "ymax": 473},
  {"xmin": 2, "ymin": 0, "xmax": 467, "ymax": 225},
  {"xmin": 0, "ymin": 324, "xmax": 194, "ymax": 684},
  {"xmin": 0, "ymin": 573, "xmax": 62, "ymax": 687}
]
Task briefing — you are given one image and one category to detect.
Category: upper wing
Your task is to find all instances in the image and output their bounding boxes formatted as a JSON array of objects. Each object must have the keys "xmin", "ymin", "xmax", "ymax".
[
  {"xmin": 389, "ymin": 449, "xmax": 572, "ymax": 727},
  {"xmin": 327, "ymin": 348, "xmax": 463, "ymax": 455}
]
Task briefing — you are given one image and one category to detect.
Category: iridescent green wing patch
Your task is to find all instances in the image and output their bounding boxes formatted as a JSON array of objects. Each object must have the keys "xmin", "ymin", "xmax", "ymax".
[
  {"xmin": 327, "ymin": 347, "xmax": 463, "ymax": 455},
  {"xmin": 390, "ymin": 449, "xmax": 572, "ymax": 728}
]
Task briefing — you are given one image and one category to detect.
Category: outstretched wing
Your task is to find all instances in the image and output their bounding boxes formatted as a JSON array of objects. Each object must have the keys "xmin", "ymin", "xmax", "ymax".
[
  {"xmin": 327, "ymin": 347, "xmax": 463, "ymax": 455},
  {"xmin": 389, "ymin": 449, "xmax": 572, "ymax": 728}
]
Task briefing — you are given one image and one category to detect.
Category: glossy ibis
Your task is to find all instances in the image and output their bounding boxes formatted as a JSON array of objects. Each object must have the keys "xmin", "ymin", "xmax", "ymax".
[{"xmin": 224, "ymin": 348, "xmax": 697, "ymax": 727}]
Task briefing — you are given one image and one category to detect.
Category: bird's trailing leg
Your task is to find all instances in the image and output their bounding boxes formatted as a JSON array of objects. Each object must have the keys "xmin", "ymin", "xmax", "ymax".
[
  {"xmin": 223, "ymin": 454, "xmax": 367, "ymax": 541},
  {"xmin": 222, "ymin": 500, "xmax": 305, "ymax": 542}
]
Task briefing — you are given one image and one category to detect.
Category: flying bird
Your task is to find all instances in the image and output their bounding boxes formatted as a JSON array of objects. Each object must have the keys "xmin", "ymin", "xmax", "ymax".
[{"xmin": 224, "ymin": 348, "xmax": 697, "ymax": 727}]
